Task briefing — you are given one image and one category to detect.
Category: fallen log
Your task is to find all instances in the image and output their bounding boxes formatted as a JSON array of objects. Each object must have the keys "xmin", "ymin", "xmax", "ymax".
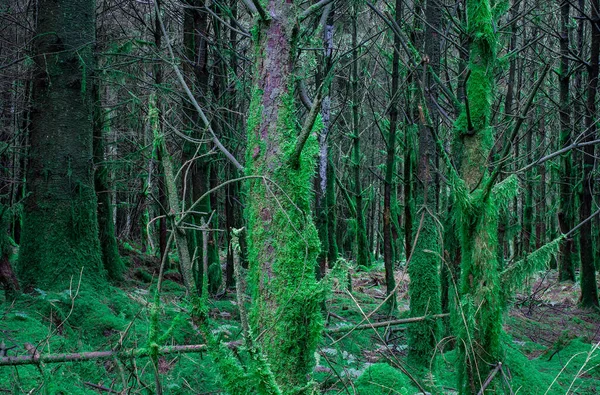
[
  {"xmin": 0, "ymin": 344, "xmax": 206, "ymax": 367},
  {"xmin": 325, "ymin": 313, "xmax": 449, "ymax": 334}
]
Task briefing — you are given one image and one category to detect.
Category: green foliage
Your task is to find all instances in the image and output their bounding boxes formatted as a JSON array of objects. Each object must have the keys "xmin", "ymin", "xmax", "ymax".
[
  {"xmin": 354, "ymin": 363, "xmax": 413, "ymax": 395},
  {"xmin": 502, "ymin": 237, "xmax": 564, "ymax": 293}
]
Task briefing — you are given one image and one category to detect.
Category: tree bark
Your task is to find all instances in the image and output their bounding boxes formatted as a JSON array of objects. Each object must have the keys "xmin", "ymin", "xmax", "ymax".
[
  {"xmin": 19, "ymin": 0, "xmax": 104, "ymax": 290},
  {"xmin": 408, "ymin": 0, "xmax": 442, "ymax": 368},
  {"xmin": 245, "ymin": 2, "xmax": 323, "ymax": 392},
  {"xmin": 383, "ymin": 0, "xmax": 401, "ymax": 310},
  {"xmin": 578, "ymin": 0, "xmax": 600, "ymax": 308}
]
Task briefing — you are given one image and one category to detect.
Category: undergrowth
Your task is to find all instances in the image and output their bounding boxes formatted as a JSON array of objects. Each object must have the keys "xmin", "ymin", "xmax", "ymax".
[{"xmin": 1, "ymin": 249, "xmax": 598, "ymax": 394}]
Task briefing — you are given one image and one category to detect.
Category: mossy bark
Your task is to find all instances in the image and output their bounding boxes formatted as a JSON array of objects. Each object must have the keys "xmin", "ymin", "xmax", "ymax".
[
  {"xmin": 93, "ymin": 83, "xmax": 124, "ymax": 281},
  {"xmin": 19, "ymin": 0, "xmax": 104, "ymax": 290},
  {"xmin": 557, "ymin": 0, "xmax": 575, "ymax": 280},
  {"xmin": 326, "ymin": 157, "xmax": 339, "ymax": 263},
  {"xmin": 383, "ymin": 0, "xmax": 401, "ymax": 311},
  {"xmin": 245, "ymin": 3, "xmax": 323, "ymax": 392},
  {"xmin": 452, "ymin": 0, "xmax": 504, "ymax": 392},
  {"xmin": 351, "ymin": 5, "xmax": 371, "ymax": 269},
  {"xmin": 408, "ymin": 0, "xmax": 442, "ymax": 368},
  {"xmin": 579, "ymin": 0, "xmax": 600, "ymax": 308}
]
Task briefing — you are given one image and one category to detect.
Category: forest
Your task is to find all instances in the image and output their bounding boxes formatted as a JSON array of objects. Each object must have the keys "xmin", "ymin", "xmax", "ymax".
[{"xmin": 0, "ymin": 0, "xmax": 599, "ymax": 393}]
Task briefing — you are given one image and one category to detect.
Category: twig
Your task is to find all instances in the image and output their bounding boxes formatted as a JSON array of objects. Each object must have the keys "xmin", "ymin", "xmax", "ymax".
[
  {"xmin": 83, "ymin": 382, "xmax": 119, "ymax": 394},
  {"xmin": 154, "ymin": 2, "xmax": 244, "ymax": 172},
  {"xmin": 477, "ymin": 362, "xmax": 502, "ymax": 395},
  {"xmin": 249, "ymin": 0, "xmax": 269, "ymax": 21},
  {"xmin": 299, "ymin": 0, "xmax": 335, "ymax": 22},
  {"xmin": 482, "ymin": 64, "xmax": 550, "ymax": 199},
  {"xmin": 325, "ymin": 313, "xmax": 449, "ymax": 334},
  {"xmin": 289, "ymin": 84, "xmax": 324, "ymax": 169}
]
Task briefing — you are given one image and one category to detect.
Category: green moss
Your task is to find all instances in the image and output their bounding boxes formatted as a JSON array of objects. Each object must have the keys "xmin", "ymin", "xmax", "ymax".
[
  {"xmin": 407, "ymin": 211, "xmax": 442, "ymax": 369},
  {"xmin": 18, "ymin": 178, "xmax": 105, "ymax": 291},
  {"xmin": 243, "ymin": 9, "xmax": 325, "ymax": 390},
  {"xmin": 354, "ymin": 363, "xmax": 413, "ymax": 395}
]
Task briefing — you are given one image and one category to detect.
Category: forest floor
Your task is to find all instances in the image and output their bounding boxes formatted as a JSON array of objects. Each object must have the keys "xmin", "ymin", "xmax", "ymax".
[{"xmin": 0, "ymin": 247, "xmax": 599, "ymax": 394}]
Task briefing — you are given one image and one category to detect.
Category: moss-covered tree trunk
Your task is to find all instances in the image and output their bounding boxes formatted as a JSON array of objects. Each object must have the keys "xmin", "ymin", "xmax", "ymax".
[
  {"xmin": 19, "ymin": 0, "xmax": 104, "ymax": 290},
  {"xmin": 245, "ymin": 2, "xmax": 323, "ymax": 392},
  {"xmin": 224, "ymin": 0, "xmax": 245, "ymax": 287},
  {"xmin": 326, "ymin": 157, "xmax": 339, "ymax": 263},
  {"xmin": 579, "ymin": 0, "xmax": 600, "ymax": 308},
  {"xmin": 557, "ymin": 0, "xmax": 575, "ymax": 281},
  {"xmin": 452, "ymin": 0, "xmax": 504, "ymax": 392},
  {"xmin": 351, "ymin": 4, "xmax": 371, "ymax": 269},
  {"xmin": 382, "ymin": 0, "xmax": 401, "ymax": 311},
  {"xmin": 408, "ymin": 0, "xmax": 442, "ymax": 368},
  {"xmin": 92, "ymin": 80, "xmax": 124, "ymax": 281}
]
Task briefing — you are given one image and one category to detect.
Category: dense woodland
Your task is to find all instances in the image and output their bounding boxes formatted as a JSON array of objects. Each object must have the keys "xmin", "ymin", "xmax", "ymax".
[{"xmin": 0, "ymin": 0, "xmax": 599, "ymax": 393}]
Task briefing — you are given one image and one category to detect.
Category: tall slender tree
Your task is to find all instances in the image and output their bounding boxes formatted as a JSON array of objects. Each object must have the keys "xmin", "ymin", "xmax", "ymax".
[
  {"xmin": 558, "ymin": 0, "xmax": 576, "ymax": 282},
  {"xmin": 408, "ymin": 0, "xmax": 443, "ymax": 368},
  {"xmin": 383, "ymin": 0, "xmax": 402, "ymax": 310},
  {"xmin": 578, "ymin": 0, "xmax": 600, "ymax": 308}
]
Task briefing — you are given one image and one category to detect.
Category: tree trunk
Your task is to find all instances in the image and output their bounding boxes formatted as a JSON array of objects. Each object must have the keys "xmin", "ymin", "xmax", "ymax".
[
  {"xmin": 246, "ymin": 3, "xmax": 323, "ymax": 392},
  {"xmin": 315, "ymin": 4, "xmax": 334, "ymax": 277},
  {"xmin": 558, "ymin": 0, "xmax": 575, "ymax": 281},
  {"xmin": 383, "ymin": 0, "xmax": 401, "ymax": 310},
  {"xmin": 578, "ymin": 0, "xmax": 600, "ymax": 308},
  {"xmin": 408, "ymin": 0, "xmax": 442, "ymax": 368},
  {"xmin": 453, "ymin": 0, "xmax": 503, "ymax": 391},
  {"xmin": 93, "ymin": 83, "xmax": 123, "ymax": 281},
  {"xmin": 351, "ymin": 5, "xmax": 371, "ymax": 269},
  {"xmin": 19, "ymin": 0, "xmax": 104, "ymax": 290}
]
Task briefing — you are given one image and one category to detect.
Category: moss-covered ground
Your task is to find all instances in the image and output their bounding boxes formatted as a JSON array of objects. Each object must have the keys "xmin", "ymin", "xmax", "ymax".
[{"xmin": 1, "ymin": 251, "xmax": 598, "ymax": 394}]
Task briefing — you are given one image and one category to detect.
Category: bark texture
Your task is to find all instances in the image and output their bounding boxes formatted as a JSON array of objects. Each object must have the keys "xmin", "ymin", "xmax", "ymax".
[{"xmin": 19, "ymin": 0, "xmax": 104, "ymax": 289}]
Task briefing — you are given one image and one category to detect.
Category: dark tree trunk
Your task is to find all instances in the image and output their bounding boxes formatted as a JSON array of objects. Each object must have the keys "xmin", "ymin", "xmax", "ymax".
[
  {"xmin": 408, "ymin": 0, "xmax": 442, "ymax": 367},
  {"xmin": 19, "ymin": 0, "xmax": 104, "ymax": 290},
  {"xmin": 351, "ymin": 5, "xmax": 371, "ymax": 268},
  {"xmin": 93, "ymin": 83, "xmax": 124, "ymax": 281},
  {"xmin": 383, "ymin": 0, "xmax": 401, "ymax": 310},
  {"xmin": 315, "ymin": 4, "xmax": 334, "ymax": 277},
  {"xmin": 579, "ymin": 0, "xmax": 600, "ymax": 308},
  {"xmin": 558, "ymin": 0, "xmax": 575, "ymax": 281}
]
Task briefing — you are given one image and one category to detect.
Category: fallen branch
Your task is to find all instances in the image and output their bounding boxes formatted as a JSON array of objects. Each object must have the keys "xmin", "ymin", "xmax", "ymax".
[
  {"xmin": 325, "ymin": 313, "xmax": 449, "ymax": 334},
  {"xmin": 0, "ymin": 344, "xmax": 206, "ymax": 367},
  {"xmin": 477, "ymin": 362, "xmax": 502, "ymax": 395},
  {"xmin": 83, "ymin": 382, "xmax": 119, "ymax": 394}
]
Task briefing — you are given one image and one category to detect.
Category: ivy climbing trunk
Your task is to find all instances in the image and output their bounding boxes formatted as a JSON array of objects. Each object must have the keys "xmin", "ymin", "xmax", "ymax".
[
  {"xmin": 246, "ymin": 2, "xmax": 323, "ymax": 392},
  {"xmin": 19, "ymin": 0, "xmax": 104, "ymax": 290}
]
